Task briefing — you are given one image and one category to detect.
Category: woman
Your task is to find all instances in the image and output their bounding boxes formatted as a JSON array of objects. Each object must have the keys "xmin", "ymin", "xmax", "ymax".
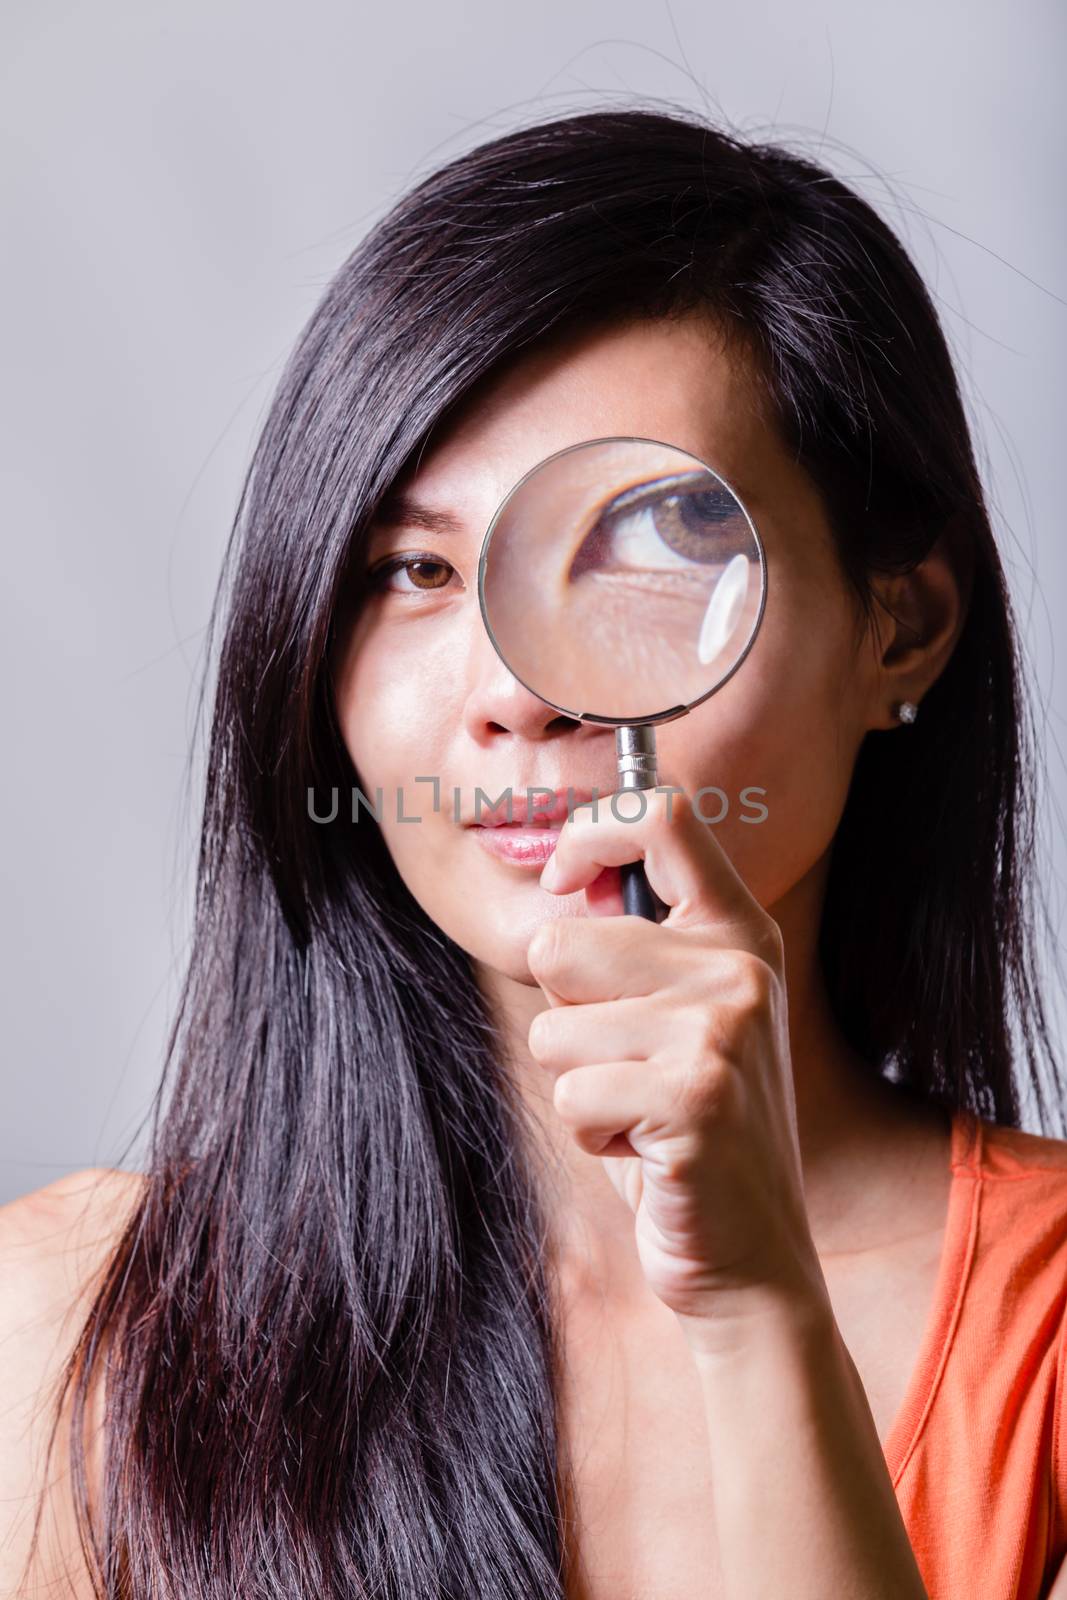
[{"xmin": 3, "ymin": 105, "xmax": 1066, "ymax": 1599}]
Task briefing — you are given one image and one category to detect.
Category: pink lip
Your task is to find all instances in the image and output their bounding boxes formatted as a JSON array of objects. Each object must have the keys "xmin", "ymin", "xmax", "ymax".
[
  {"xmin": 462, "ymin": 786, "xmax": 598, "ymax": 828},
  {"xmin": 470, "ymin": 827, "xmax": 561, "ymax": 866}
]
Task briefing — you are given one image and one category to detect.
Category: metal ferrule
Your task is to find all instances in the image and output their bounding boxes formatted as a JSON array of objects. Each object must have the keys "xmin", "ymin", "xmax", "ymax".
[{"xmin": 615, "ymin": 724, "xmax": 659, "ymax": 791}]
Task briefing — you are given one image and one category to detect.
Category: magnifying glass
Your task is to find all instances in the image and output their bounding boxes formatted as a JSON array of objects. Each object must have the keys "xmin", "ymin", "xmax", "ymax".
[{"xmin": 477, "ymin": 436, "xmax": 767, "ymax": 921}]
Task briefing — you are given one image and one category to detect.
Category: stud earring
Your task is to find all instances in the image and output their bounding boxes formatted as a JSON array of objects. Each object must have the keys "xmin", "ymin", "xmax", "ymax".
[{"xmin": 895, "ymin": 700, "xmax": 919, "ymax": 724}]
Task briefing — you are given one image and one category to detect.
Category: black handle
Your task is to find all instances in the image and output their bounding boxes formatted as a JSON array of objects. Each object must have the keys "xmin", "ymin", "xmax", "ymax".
[
  {"xmin": 620, "ymin": 859, "xmax": 663, "ymax": 921},
  {"xmin": 615, "ymin": 725, "xmax": 668, "ymax": 922}
]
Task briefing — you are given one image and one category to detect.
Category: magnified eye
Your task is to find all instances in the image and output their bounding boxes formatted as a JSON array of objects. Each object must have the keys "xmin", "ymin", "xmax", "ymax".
[
  {"xmin": 569, "ymin": 475, "xmax": 750, "ymax": 580},
  {"xmin": 367, "ymin": 555, "xmax": 457, "ymax": 593}
]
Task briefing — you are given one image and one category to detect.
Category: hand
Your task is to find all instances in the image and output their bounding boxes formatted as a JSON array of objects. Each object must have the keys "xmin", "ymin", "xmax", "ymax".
[{"xmin": 527, "ymin": 786, "xmax": 831, "ymax": 1351}]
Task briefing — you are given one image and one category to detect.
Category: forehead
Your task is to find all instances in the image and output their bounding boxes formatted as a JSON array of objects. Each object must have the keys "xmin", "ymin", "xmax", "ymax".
[{"xmin": 380, "ymin": 312, "xmax": 792, "ymax": 527}]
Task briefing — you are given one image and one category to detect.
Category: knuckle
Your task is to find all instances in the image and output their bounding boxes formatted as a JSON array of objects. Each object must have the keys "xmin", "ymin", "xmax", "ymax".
[
  {"xmin": 552, "ymin": 1069, "xmax": 583, "ymax": 1121},
  {"xmin": 755, "ymin": 917, "xmax": 785, "ymax": 969},
  {"xmin": 527, "ymin": 919, "xmax": 564, "ymax": 980},
  {"xmin": 527, "ymin": 1009, "xmax": 555, "ymax": 1060},
  {"xmin": 729, "ymin": 950, "xmax": 776, "ymax": 1014}
]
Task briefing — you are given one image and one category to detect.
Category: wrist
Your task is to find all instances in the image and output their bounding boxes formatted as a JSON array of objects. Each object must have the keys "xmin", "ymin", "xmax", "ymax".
[{"xmin": 675, "ymin": 1280, "xmax": 837, "ymax": 1367}]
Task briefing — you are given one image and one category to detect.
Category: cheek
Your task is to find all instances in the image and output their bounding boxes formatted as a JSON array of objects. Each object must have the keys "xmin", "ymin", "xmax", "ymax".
[
  {"xmin": 653, "ymin": 585, "xmax": 868, "ymax": 908},
  {"xmin": 331, "ymin": 613, "xmax": 473, "ymax": 912},
  {"xmin": 331, "ymin": 613, "xmax": 540, "ymax": 981},
  {"xmin": 334, "ymin": 612, "xmax": 462, "ymax": 791}
]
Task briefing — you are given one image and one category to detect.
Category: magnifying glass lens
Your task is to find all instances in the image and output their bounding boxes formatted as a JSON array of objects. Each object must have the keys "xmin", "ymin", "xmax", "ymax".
[{"xmin": 478, "ymin": 437, "xmax": 765, "ymax": 723}]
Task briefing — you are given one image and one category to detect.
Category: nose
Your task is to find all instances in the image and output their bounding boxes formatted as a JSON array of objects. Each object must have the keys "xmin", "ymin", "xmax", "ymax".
[{"xmin": 461, "ymin": 625, "xmax": 597, "ymax": 748}]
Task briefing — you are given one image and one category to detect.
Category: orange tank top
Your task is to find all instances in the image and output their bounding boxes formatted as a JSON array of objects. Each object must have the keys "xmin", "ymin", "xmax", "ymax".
[{"xmin": 887, "ymin": 1107, "xmax": 1067, "ymax": 1598}]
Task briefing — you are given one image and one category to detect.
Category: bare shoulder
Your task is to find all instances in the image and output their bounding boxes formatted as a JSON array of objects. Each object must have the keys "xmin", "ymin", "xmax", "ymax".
[
  {"xmin": 0, "ymin": 1167, "xmax": 146, "ymax": 1596},
  {"xmin": 0, "ymin": 1166, "xmax": 146, "ymax": 1356},
  {"xmin": 0, "ymin": 1164, "xmax": 144, "ymax": 1269}
]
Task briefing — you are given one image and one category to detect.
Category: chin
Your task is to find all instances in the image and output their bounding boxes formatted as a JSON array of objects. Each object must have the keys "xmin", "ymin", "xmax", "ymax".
[
  {"xmin": 446, "ymin": 891, "xmax": 589, "ymax": 985},
  {"xmin": 450, "ymin": 929, "xmax": 540, "ymax": 986}
]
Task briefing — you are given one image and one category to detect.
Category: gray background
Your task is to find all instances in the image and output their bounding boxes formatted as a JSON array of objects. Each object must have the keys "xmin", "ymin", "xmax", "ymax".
[{"xmin": 1, "ymin": 1, "xmax": 1064, "ymax": 1204}]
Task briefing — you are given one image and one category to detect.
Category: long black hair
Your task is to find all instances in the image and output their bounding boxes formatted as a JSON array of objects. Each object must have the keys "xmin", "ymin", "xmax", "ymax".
[{"xmin": 39, "ymin": 102, "xmax": 1062, "ymax": 1598}]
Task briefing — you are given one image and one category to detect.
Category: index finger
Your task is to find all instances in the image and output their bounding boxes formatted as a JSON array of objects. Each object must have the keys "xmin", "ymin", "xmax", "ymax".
[{"xmin": 540, "ymin": 786, "xmax": 762, "ymax": 934}]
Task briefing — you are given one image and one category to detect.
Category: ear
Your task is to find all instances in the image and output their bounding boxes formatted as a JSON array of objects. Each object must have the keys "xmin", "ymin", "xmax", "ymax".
[{"xmin": 864, "ymin": 528, "xmax": 971, "ymax": 732}]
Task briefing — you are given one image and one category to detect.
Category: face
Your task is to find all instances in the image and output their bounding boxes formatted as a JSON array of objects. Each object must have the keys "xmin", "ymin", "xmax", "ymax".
[{"xmin": 331, "ymin": 312, "xmax": 886, "ymax": 985}]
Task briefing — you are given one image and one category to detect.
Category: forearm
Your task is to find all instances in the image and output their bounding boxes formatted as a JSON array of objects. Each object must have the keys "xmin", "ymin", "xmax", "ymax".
[{"xmin": 684, "ymin": 1297, "xmax": 928, "ymax": 1600}]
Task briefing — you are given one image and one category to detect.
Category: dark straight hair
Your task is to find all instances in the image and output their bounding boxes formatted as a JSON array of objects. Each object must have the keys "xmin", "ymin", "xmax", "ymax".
[{"xmin": 39, "ymin": 102, "xmax": 1061, "ymax": 1598}]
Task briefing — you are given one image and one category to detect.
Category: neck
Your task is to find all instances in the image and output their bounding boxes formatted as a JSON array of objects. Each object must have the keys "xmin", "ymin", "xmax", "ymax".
[{"xmin": 474, "ymin": 852, "xmax": 934, "ymax": 1292}]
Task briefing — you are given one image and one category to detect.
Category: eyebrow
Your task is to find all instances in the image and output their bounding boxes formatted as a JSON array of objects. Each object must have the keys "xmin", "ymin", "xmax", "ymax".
[
  {"xmin": 371, "ymin": 492, "xmax": 467, "ymax": 537},
  {"xmin": 370, "ymin": 475, "xmax": 765, "ymax": 539}
]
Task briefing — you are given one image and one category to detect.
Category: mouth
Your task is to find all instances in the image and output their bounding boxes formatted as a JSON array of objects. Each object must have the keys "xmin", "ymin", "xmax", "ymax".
[{"xmin": 463, "ymin": 785, "xmax": 599, "ymax": 869}]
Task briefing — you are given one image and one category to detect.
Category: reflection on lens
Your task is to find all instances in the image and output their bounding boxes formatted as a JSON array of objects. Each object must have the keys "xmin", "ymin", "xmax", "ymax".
[
  {"xmin": 698, "ymin": 552, "xmax": 750, "ymax": 666},
  {"xmin": 479, "ymin": 436, "xmax": 766, "ymax": 723}
]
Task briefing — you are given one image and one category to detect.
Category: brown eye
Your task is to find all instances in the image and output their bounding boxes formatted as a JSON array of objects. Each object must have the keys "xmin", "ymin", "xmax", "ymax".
[
  {"xmin": 570, "ymin": 482, "xmax": 752, "ymax": 580},
  {"xmin": 369, "ymin": 556, "xmax": 456, "ymax": 592},
  {"xmin": 649, "ymin": 489, "xmax": 750, "ymax": 562}
]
